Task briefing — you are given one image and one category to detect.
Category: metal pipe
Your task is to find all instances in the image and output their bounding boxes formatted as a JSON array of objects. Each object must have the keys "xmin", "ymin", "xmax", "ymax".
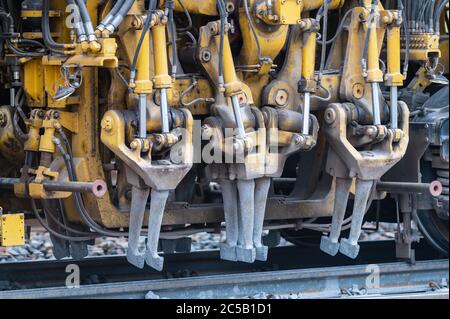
[
  {"xmin": 0, "ymin": 178, "xmax": 107, "ymax": 198},
  {"xmin": 377, "ymin": 181, "xmax": 443, "ymax": 196},
  {"xmin": 231, "ymin": 95, "xmax": 246, "ymax": 139}
]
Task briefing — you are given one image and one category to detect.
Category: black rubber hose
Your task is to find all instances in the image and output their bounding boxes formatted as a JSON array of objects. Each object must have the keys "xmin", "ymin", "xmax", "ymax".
[
  {"xmin": 435, "ymin": 0, "xmax": 449, "ymax": 33},
  {"xmin": 43, "ymin": 201, "xmax": 98, "ymax": 237},
  {"xmin": 98, "ymin": 0, "xmax": 125, "ymax": 30},
  {"xmin": 0, "ymin": 9, "xmax": 13, "ymax": 33},
  {"xmin": 318, "ymin": 9, "xmax": 352, "ymax": 45},
  {"xmin": 30, "ymin": 199, "xmax": 95, "ymax": 241},
  {"xmin": 54, "ymin": 136, "xmax": 128, "ymax": 237},
  {"xmin": 176, "ymin": 0, "xmax": 192, "ymax": 33},
  {"xmin": 42, "ymin": 0, "xmax": 69, "ymax": 54},
  {"xmin": 74, "ymin": 0, "xmax": 96, "ymax": 41},
  {"xmin": 6, "ymin": 40, "xmax": 46, "ymax": 57},
  {"xmin": 67, "ymin": 0, "xmax": 87, "ymax": 41},
  {"xmin": 318, "ymin": 0, "xmax": 331, "ymax": 82},
  {"xmin": 108, "ymin": 0, "xmax": 136, "ymax": 31},
  {"xmin": 167, "ymin": 0, "xmax": 178, "ymax": 77}
]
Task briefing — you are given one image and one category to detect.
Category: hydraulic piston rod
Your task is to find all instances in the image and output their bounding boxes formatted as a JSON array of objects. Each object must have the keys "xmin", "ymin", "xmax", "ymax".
[{"xmin": 300, "ymin": 18, "xmax": 319, "ymax": 135}]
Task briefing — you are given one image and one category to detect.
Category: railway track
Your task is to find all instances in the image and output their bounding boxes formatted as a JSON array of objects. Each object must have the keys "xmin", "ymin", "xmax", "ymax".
[{"xmin": 0, "ymin": 240, "xmax": 448, "ymax": 299}]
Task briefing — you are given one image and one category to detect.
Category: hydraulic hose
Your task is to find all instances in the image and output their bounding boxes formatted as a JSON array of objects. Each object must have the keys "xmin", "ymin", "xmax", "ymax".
[
  {"xmin": 105, "ymin": 0, "xmax": 136, "ymax": 34},
  {"xmin": 42, "ymin": 0, "xmax": 75, "ymax": 54},
  {"xmin": 31, "ymin": 199, "xmax": 96, "ymax": 241},
  {"xmin": 43, "ymin": 201, "xmax": 98, "ymax": 237},
  {"xmin": 167, "ymin": 0, "xmax": 179, "ymax": 77},
  {"xmin": 318, "ymin": 9, "xmax": 352, "ymax": 45},
  {"xmin": 67, "ymin": 0, "xmax": 87, "ymax": 43},
  {"xmin": 176, "ymin": 0, "xmax": 192, "ymax": 33},
  {"xmin": 435, "ymin": 0, "xmax": 449, "ymax": 33},
  {"xmin": 24, "ymin": 150, "xmax": 95, "ymax": 242},
  {"xmin": 53, "ymin": 136, "xmax": 128, "ymax": 237},
  {"xmin": 318, "ymin": 0, "xmax": 331, "ymax": 82},
  {"xmin": 0, "ymin": 9, "xmax": 13, "ymax": 34},
  {"xmin": 74, "ymin": 0, "xmax": 97, "ymax": 42},
  {"xmin": 97, "ymin": 0, "xmax": 125, "ymax": 32}
]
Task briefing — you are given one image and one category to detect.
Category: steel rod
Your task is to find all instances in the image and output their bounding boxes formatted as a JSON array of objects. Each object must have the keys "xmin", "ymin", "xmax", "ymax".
[
  {"xmin": 0, "ymin": 178, "xmax": 107, "ymax": 197},
  {"xmin": 377, "ymin": 181, "xmax": 442, "ymax": 196}
]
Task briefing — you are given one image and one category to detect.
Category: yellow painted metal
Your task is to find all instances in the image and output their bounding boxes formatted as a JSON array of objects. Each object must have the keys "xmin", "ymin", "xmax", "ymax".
[
  {"xmin": 402, "ymin": 33, "xmax": 441, "ymax": 61},
  {"xmin": 23, "ymin": 59, "xmax": 45, "ymax": 107},
  {"xmin": 133, "ymin": 28, "xmax": 153, "ymax": 94},
  {"xmin": 385, "ymin": 14, "xmax": 404, "ymax": 87},
  {"xmin": 39, "ymin": 117, "xmax": 58, "ymax": 154},
  {"xmin": 439, "ymin": 39, "xmax": 449, "ymax": 74},
  {"xmin": 1, "ymin": 0, "xmax": 427, "ymax": 232},
  {"xmin": 276, "ymin": 0, "xmax": 302, "ymax": 25},
  {"xmin": 408, "ymin": 67, "xmax": 432, "ymax": 93},
  {"xmin": 170, "ymin": 0, "xmax": 219, "ymax": 16},
  {"xmin": 301, "ymin": 19, "xmax": 318, "ymax": 92},
  {"xmin": 366, "ymin": 10, "xmax": 383, "ymax": 83},
  {"xmin": 152, "ymin": 21, "xmax": 172, "ymax": 89},
  {"xmin": 302, "ymin": 31, "xmax": 316, "ymax": 81},
  {"xmin": 43, "ymin": 58, "xmax": 68, "ymax": 109},
  {"xmin": 256, "ymin": 0, "xmax": 344, "ymax": 25},
  {"xmin": 0, "ymin": 213, "xmax": 25, "ymax": 247},
  {"xmin": 24, "ymin": 110, "xmax": 43, "ymax": 152},
  {"xmin": 220, "ymin": 33, "xmax": 242, "ymax": 97},
  {"xmin": 21, "ymin": 10, "xmax": 60, "ymax": 18},
  {"xmin": 336, "ymin": 6, "xmax": 387, "ymax": 114},
  {"xmin": 65, "ymin": 38, "xmax": 118, "ymax": 68},
  {"xmin": 302, "ymin": 0, "xmax": 344, "ymax": 11},
  {"xmin": 238, "ymin": 2, "xmax": 289, "ymax": 66}
]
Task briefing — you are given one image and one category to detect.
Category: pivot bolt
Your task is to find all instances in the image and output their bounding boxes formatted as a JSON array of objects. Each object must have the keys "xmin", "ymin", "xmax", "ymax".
[
  {"xmin": 130, "ymin": 140, "xmax": 140, "ymax": 150},
  {"xmin": 200, "ymin": 49, "xmax": 212, "ymax": 62},
  {"xmin": 274, "ymin": 90, "xmax": 288, "ymax": 107},
  {"xmin": 101, "ymin": 117, "xmax": 113, "ymax": 132},
  {"xmin": 0, "ymin": 113, "xmax": 6, "ymax": 127},
  {"xmin": 293, "ymin": 134, "xmax": 304, "ymax": 145},
  {"xmin": 325, "ymin": 108, "xmax": 337, "ymax": 124}
]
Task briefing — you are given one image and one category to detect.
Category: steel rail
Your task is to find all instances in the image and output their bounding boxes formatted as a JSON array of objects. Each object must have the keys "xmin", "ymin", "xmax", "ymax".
[
  {"xmin": 0, "ymin": 241, "xmax": 447, "ymax": 299},
  {"xmin": 0, "ymin": 258, "xmax": 447, "ymax": 299}
]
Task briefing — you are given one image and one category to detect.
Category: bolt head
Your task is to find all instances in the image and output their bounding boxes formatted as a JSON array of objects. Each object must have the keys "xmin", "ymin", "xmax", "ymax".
[
  {"xmin": 293, "ymin": 134, "xmax": 304, "ymax": 145},
  {"xmin": 0, "ymin": 113, "xmax": 6, "ymax": 127},
  {"xmin": 325, "ymin": 108, "xmax": 337, "ymax": 124},
  {"xmin": 101, "ymin": 117, "xmax": 113, "ymax": 132},
  {"xmin": 274, "ymin": 90, "xmax": 289, "ymax": 107},
  {"xmin": 130, "ymin": 140, "xmax": 139, "ymax": 150}
]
